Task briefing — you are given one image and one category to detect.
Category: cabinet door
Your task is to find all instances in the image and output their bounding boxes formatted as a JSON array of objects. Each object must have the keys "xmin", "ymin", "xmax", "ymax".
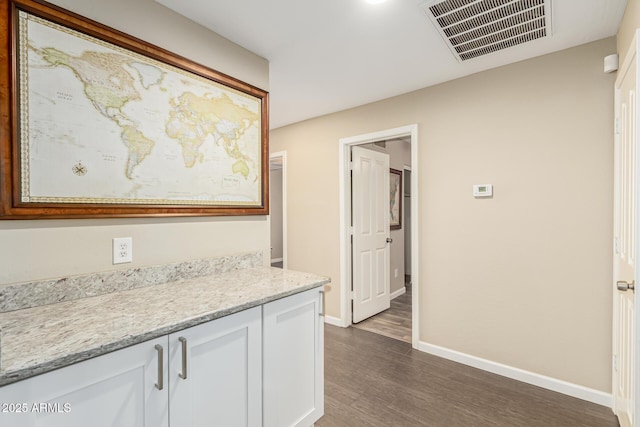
[
  {"xmin": 263, "ymin": 288, "xmax": 324, "ymax": 427},
  {"xmin": 169, "ymin": 306, "xmax": 262, "ymax": 427},
  {"xmin": 0, "ymin": 336, "xmax": 169, "ymax": 427}
]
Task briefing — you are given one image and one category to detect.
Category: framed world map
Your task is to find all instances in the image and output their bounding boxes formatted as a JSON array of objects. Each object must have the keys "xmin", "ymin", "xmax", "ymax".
[{"xmin": 0, "ymin": 0, "xmax": 269, "ymax": 218}]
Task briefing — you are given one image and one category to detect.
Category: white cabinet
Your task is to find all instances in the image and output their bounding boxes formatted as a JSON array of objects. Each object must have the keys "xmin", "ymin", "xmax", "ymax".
[
  {"xmin": 0, "ymin": 289, "xmax": 323, "ymax": 427},
  {"xmin": 0, "ymin": 336, "xmax": 169, "ymax": 427},
  {"xmin": 169, "ymin": 306, "xmax": 262, "ymax": 427},
  {"xmin": 263, "ymin": 288, "xmax": 324, "ymax": 427}
]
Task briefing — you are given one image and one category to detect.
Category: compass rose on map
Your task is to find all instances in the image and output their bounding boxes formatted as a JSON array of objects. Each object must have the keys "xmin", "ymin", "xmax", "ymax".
[{"xmin": 72, "ymin": 162, "xmax": 87, "ymax": 176}]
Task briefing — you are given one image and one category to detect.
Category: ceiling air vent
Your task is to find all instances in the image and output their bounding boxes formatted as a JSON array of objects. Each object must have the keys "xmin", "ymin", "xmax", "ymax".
[{"xmin": 422, "ymin": 0, "xmax": 552, "ymax": 61}]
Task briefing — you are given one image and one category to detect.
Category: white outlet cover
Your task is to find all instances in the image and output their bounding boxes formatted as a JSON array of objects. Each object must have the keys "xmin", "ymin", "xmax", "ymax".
[{"xmin": 113, "ymin": 237, "xmax": 133, "ymax": 264}]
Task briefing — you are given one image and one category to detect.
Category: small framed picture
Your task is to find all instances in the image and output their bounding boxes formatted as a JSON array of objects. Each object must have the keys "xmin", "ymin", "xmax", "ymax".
[{"xmin": 389, "ymin": 168, "xmax": 402, "ymax": 230}]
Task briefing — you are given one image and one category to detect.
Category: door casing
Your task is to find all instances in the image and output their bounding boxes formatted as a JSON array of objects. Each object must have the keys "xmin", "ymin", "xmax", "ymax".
[{"xmin": 338, "ymin": 124, "xmax": 419, "ymax": 348}]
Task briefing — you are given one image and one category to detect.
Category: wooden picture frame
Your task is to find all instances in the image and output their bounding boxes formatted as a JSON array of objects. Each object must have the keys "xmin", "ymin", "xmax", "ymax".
[
  {"xmin": 389, "ymin": 168, "xmax": 402, "ymax": 230},
  {"xmin": 0, "ymin": 0, "xmax": 269, "ymax": 219}
]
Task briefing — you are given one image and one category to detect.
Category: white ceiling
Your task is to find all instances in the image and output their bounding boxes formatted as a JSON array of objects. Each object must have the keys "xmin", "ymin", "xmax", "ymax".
[{"xmin": 156, "ymin": 0, "xmax": 627, "ymax": 129}]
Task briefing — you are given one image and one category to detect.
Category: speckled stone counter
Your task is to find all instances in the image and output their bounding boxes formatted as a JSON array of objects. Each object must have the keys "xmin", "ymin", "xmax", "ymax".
[
  {"xmin": 0, "ymin": 251, "xmax": 264, "ymax": 313},
  {"xmin": 0, "ymin": 265, "xmax": 329, "ymax": 387}
]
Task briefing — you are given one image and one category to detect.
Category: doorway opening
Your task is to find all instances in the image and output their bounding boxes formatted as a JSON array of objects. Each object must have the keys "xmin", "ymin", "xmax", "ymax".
[
  {"xmin": 338, "ymin": 125, "xmax": 419, "ymax": 348},
  {"xmin": 270, "ymin": 151, "xmax": 287, "ymax": 269}
]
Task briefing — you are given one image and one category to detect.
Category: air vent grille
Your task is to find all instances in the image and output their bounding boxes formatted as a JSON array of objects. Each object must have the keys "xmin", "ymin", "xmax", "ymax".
[{"xmin": 422, "ymin": 0, "xmax": 552, "ymax": 61}]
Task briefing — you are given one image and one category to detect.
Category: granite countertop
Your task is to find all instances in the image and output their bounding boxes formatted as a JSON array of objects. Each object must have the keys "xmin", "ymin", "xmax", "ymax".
[{"xmin": 0, "ymin": 266, "xmax": 329, "ymax": 387}]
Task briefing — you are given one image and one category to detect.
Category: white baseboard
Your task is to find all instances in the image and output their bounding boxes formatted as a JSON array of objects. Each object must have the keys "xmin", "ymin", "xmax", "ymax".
[
  {"xmin": 390, "ymin": 286, "xmax": 406, "ymax": 300},
  {"xmin": 417, "ymin": 341, "xmax": 612, "ymax": 408},
  {"xmin": 324, "ymin": 315, "xmax": 348, "ymax": 327},
  {"xmin": 270, "ymin": 258, "xmax": 283, "ymax": 263}
]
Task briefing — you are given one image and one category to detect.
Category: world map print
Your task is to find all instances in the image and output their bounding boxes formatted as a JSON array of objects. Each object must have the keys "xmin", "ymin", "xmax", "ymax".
[{"xmin": 18, "ymin": 11, "xmax": 263, "ymax": 206}]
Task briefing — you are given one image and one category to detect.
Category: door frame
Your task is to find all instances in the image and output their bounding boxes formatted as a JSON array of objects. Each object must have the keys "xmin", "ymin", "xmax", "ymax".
[
  {"xmin": 338, "ymin": 124, "xmax": 419, "ymax": 348},
  {"xmin": 269, "ymin": 151, "xmax": 287, "ymax": 269}
]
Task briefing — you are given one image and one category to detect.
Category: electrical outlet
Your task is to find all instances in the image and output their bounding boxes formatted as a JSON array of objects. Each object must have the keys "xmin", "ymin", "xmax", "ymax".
[
  {"xmin": 113, "ymin": 237, "xmax": 133, "ymax": 264},
  {"xmin": 394, "ymin": 268, "xmax": 398, "ymax": 279}
]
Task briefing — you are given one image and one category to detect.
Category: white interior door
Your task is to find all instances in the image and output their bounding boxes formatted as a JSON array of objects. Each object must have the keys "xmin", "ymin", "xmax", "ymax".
[
  {"xmin": 613, "ymin": 30, "xmax": 639, "ymax": 427},
  {"xmin": 352, "ymin": 145, "xmax": 390, "ymax": 323}
]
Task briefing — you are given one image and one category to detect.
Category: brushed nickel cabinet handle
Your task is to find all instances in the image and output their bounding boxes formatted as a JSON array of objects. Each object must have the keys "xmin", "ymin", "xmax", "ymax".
[
  {"xmin": 154, "ymin": 344, "xmax": 164, "ymax": 390},
  {"xmin": 178, "ymin": 337, "xmax": 188, "ymax": 380},
  {"xmin": 319, "ymin": 290, "xmax": 325, "ymax": 317}
]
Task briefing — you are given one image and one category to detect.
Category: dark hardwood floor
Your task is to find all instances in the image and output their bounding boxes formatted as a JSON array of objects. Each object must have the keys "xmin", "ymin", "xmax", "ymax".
[{"xmin": 318, "ymin": 325, "xmax": 619, "ymax": 427}]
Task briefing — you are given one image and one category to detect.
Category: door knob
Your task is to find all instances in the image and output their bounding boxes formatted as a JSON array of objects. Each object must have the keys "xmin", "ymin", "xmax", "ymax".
[
  {"xmin": 617, "ymin": 280, "xmax": 635, "ymax": 292},
  {"xmin": 386, "ymin": 237, "xmax": 393, "ymax": 244}
]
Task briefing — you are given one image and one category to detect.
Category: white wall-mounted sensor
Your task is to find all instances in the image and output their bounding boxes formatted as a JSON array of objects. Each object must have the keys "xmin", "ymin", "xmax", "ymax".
[
  {"xmin": 473, "ymin": 184, "xmax": 493, "ymax": 198},
  {"xmin": 604, "ymin": 54, "xmax": 619, "ymax": 73}
]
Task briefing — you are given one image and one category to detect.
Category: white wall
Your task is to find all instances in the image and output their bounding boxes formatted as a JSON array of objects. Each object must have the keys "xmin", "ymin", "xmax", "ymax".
[
  {"xmin": 0, "ymin": 0, "xmax": 270, "ymax": 285},
  {"xmin": 271, "ymin": 38, "xmax": 616, "ymax": 393},
  {"xmin": 617, "ymin": 0, "xmax": 640, "ymax": 65}
]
